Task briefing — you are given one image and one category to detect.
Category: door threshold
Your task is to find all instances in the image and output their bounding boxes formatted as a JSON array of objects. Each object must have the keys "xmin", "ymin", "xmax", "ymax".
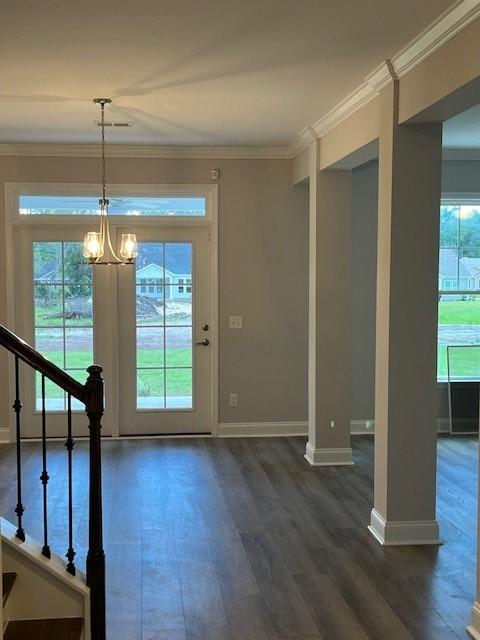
[
  {"xmin": 21, "ymin": 432, "xmax": 213, "ymax": 442},
  {"xmin": 115, "ymin": 432, "xmax": 213, "ymax": 439}
]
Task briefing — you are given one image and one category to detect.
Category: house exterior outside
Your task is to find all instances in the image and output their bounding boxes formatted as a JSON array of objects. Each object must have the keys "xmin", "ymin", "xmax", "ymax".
[
  {"xmin": 439, "ymin": 247, "xmax": 480, "ymax": 295},
  {"xmin": 136, "ymin": 263, "xmax": 192, "ymax": 300}
]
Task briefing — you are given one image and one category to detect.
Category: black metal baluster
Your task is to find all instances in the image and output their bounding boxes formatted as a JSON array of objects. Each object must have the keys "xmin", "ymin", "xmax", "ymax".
[
  {"xmin": 65, "ymin": 393, "xmax": 76, "ymax": 575},
  {"xmin": 13, "ymin": 355, "xmax": 25, "ymax": 541},
  {"xmin": 40, "ymin": 374, "xmax": 51, "ymax": 558}
]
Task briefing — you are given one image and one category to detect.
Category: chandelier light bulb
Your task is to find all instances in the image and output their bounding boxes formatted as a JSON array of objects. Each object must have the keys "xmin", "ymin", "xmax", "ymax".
[
  {"xmin": 83, "ymin": 232, "xmax": 104, "ymax": 261},
  {"xmin": 120, "ymin": 233, "xmax": 138, "ymax": 261}
]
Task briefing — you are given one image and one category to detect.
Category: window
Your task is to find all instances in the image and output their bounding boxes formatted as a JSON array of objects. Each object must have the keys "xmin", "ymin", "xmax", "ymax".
[
  {"xmin": 19, "ymin": 195, "xmax": 206, "ymax": 217},
  {"xmin": 438, "ymin": 202, "xmax": 480, "ymax": 381},
  {"xmin": 33, "ymin": 242, "xmax": 93, "ymax": 409},
  {"xmin": 135, "ymin": 242, "xmax": 193, "ymax": 409}
]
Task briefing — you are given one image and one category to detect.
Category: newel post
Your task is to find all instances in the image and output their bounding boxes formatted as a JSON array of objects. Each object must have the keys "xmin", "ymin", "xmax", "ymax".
[{"xmin": 85, "ymin": 365, "xmax": 106, "ymax": 640}]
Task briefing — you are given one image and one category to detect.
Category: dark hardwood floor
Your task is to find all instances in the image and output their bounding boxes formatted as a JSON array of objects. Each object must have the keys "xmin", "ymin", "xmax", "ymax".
[{"xmin": 0, "ymin": 435, "xmax": 477, "ymax": 640}]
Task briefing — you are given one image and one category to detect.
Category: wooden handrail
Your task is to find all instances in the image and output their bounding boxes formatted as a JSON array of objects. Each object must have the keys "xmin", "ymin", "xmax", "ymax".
[
  {"xmin": 0, "ymin": 325, "xmax": 85, "ymax": 403},
  {"xmin": 0, "ymin": 324, "xmax": 106, "ymax": 640}
]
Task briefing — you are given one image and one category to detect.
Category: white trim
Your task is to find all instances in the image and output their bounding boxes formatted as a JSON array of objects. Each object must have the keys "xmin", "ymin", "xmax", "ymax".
[
  {"xmin": 1, "ymin": 517, "xmax": 90, "ymax": 614},
  {"xmin": 467, "ymin": 601, "xmax": 480, "ymax": 639},
  {"xmin": 287, "ymin": 128, "xmax": 317, "ymax": 159},
  {"xmin": 289, "ymin": 0, "xmax": 480, "ymax": 157},
  {"xmin": 350, "ymin": 419, "xmax": 452, "ymax": 434},
  {"xmin": 0, "ymin": 3, "xmax": 477, "ymax": 161},
  {"xmin": 0, "ymin": 420, "xmax": 458, "ymax": 442},
  {"xmin": 1, "ymin": 518, "xmax": 89, "ymax": 595},
  {"xmin": 0, "ymin": 143, "xmax": 290, "ymax": 160},
  {"xmin": 368, "ymin": 508, "xmax": 441, "ymax": 546},
  {"xmin": 7, "ymin": 181, "xmax": 217, "ymax": 227},
  {"xmin": 351, "ymin": 420, "xmax": 375, "ymax": 435},
  {"xmin": 218, "ymin": 421, "xmax": 307, "ymax": 437},
  {"xmin": 391, "ymin": 0, "xmax": 480, "ymax": 77},
  {"xmin": 210, "ymin": 186, "xmax": 219, "ymax": 437},
  {"xmin": 4, "ymin": 181, "xmax": 219, "ymax": 440},
  {"xmin": 215, "ymin": 419, "xmax": 455, "ymax": 438},
  {"xmin": 304, "ymin": 442, "xmax": 354, "ymax": 466}
]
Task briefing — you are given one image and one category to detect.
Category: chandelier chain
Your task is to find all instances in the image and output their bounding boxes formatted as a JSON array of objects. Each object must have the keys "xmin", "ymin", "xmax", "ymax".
[
  {"xmin": 100, "ymin": 101, "xmax": 106, "ymax": 203},
  {"xmin": 84, "ymin": 97, "xmax": 137, "ymax": 264}
]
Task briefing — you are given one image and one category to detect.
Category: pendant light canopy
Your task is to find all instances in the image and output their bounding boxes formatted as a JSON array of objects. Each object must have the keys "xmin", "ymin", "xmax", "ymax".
[{"xmin": 83, "ymin": 98, "xmax": 137, "ymax": 264}]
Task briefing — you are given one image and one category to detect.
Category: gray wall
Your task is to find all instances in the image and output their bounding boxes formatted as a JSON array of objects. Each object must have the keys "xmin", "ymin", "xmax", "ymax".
[
  {"xmin": 351, "ymin": 160, "xmax": 378, "ymax": 420},
  {"xmin": 0, "ymin": 155, "xmax": 471, "ymax": 431},
  {"xmin": 349, "ymin": 159, "xmax": 479, "ymax": 423},
  {"xmin": 0, "ymin": 156, "xmax": 309, "ymax": 428}
]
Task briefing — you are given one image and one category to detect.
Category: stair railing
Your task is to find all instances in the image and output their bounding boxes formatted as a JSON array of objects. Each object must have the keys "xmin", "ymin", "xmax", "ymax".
[{"xmin": 0, "ymin": 324, "xmax": 106, "ymax": 640}]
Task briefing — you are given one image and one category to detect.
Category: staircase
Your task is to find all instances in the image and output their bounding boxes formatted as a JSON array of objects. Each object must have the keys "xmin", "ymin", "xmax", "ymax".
[
  {"xmin": 0, "ymin": 325, "xmax": 106, "ymax": 640},
  {"xmin": 3, "ymin": 570, "xmax": 82, "ymax": 638}
]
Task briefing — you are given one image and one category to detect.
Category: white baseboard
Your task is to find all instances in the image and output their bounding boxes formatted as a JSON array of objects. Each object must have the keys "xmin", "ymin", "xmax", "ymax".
[
  {"xmin": 0, "ymin": 427, "xmax": 10, "ymax": 443},
  {"xmin": 351, "ymin": 420, "xmax": 375, "ymax": 434},
  {"xmin": 351, "ymin": 419, "xmax": 451, "ymax": 435},
  {"xmin": 304, "ymin": 441, "xmax": 354, "ymax": 466},
  {"xmin": 467, "ymin": 601, "xmax": 480, "ymax": 639},
  {"xmin": 218, "ymin": 421, "xmax": 308, "ymax": 437},
  {"xmin": 217, "ymin": 419, "xmax": 452, "ymax": 439},
  {"xmin": 368, "ymin": 508, "xmax": 441, "ymax": 546}
]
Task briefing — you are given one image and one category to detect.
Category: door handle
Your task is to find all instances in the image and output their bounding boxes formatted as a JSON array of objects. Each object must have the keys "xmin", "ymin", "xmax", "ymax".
[{"xmin": 196, "ymin": 338, "xmax": 210, "ymax": 346}]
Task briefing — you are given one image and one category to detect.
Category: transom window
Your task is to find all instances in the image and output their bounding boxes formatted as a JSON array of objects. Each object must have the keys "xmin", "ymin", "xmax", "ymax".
[{"xmin": 19, "ymin": 195, "xmax": 206, "ymax": 217}]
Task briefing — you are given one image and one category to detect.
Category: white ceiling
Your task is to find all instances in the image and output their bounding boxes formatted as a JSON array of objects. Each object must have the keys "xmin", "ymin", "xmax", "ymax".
[{"xmin": 0, "ymin": 0, "xmax": 456, "ymax": 147}]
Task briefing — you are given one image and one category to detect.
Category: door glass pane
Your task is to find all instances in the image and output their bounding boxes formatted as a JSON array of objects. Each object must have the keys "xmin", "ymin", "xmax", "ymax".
[
  {"xmin": 166, "ymin": 369, "xmax": 193, "ymax": 409},
  {"xmin": 136, "ymin": 242, "xmax": 193, "ymax": 409},
  {"xmin": 33, "ymin": 242, "xmax": 93, "ymax": 410}
]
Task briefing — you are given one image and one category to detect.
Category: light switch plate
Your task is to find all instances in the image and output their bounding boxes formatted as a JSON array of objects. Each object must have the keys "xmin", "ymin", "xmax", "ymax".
[{"xmin": 229, "ymin": 315, "xmax": 243, "ymax": 329}]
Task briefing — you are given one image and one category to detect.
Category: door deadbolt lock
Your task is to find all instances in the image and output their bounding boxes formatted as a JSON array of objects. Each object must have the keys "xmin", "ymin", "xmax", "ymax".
[
  {"xmin": 202, "ymin": 324, "xmax": 209, "ymax": 331},
  {"xmin": 196, "ymin": 338, "xmax": 210, "ymax": 346}
]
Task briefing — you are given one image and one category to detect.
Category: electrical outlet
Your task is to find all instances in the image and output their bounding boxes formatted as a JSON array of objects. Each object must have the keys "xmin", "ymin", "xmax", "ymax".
[
  {"xmin": 229, "ymin": 316, "xmax": 243, "ymax": 329},
  {"xmin": 229, "ymin": 393, "xmax": 238, "ymax": 407},
  {"xmin": 330, "ymin": 420, "xmax": 335, "ymax": 428}
]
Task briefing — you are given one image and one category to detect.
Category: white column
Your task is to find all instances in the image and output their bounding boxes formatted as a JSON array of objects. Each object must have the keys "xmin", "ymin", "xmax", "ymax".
[
  {"xmin": 305, "ymin": 141, "xmax": 353, "ymax": 466},
  {"xmin": 368, "ymin": 79, "xmax": 443, "ymax": 545}
]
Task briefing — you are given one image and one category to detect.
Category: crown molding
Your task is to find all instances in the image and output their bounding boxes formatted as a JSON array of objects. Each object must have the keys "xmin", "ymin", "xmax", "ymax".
[
  {"xmin": 288, "ymin": 0, "xmax": 480, "ymax": 159},
  {"xmin": 0, "ymin": 2, "xmax": 478, "ymax": 163},
  {"xmin": 0, "ymin": 142, "xmax": 290, "ymax": 160},
  {"xmin": 286, "ymin": 127, "xmax": 317, "ymax": 159}
]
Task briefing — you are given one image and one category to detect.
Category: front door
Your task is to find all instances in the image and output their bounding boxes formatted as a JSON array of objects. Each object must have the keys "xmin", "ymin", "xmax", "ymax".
[
  {"xmin": 117, "ymin": 227, "xmax": 213, "ymax": 435},
  {"xmin": 16, "ymin": 225, "xmax": 214, "ymax": 438}
]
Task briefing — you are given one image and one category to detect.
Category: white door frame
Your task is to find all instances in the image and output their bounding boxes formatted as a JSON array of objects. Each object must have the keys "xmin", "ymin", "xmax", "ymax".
[{"xmin": 4, "ymin": 182, "xmax": 219, "ymax": 439}]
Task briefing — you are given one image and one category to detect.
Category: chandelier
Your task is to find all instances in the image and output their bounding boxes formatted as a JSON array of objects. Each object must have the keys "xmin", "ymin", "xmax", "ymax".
[{"xmin": 83, "ymin": 98, "xmax": 137, "ymax": 264}]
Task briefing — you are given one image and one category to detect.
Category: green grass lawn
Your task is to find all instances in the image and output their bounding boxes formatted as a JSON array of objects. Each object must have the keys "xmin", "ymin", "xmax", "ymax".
[
  {"xmin": 437, "ymin": 299, "xmax": 480, "ymax": 378},
  {"xmin": 35, "ymin": 303, "xmax": 92, "ymax": 327},
  {"xmin": 438, "ymin": 298, "xmax": 480, "ymax": 324},
  {"xmin": 437, "ymin": 345, "xmax": 480, "ymax": 378},
  {"xmin": 37, "ymin": 348, "xmax": 192, "ymax": 399}
]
